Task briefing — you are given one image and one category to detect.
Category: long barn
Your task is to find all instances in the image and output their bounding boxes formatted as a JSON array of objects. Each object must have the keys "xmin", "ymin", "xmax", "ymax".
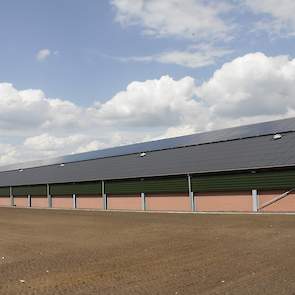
[{"xmin": 1, "ymin": 117, "xmax": 295, "ymax": 213}]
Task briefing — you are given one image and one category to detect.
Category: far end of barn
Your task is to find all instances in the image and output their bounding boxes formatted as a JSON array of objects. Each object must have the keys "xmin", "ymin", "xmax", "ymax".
[{"xmin": 1, "ymin": 117, "xmax": 295, "ymax": 213}]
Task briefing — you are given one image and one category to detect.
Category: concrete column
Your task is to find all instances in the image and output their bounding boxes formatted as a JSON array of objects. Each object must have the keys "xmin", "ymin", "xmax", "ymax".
[
  {"xmin": 252, "ymin": 189, "xmax": 258, "ymax": 212},
  {"xmin": 102, "ymin": 180, "xmax": 107, "ymax": 210},
  {"xmin": 188, "ymin": 174, "xmax": 195, "ymax": 212},
  {"xmin": 141, "ymin": 192, "xmax": 146, "ymax": 211},
  {"xmin": 47, "ymin": 184, "xmax": 52, "ymax": 208},
  {"xmin": 9, "ymin": 186, "xmax": 14, "ymax": 207},
  {"xmin": 73, "ymin": 193, "xmax": 77, "ymax": 209},
  {"xmin": 28, "ymin": 194, "xmax": 31, "ymax": 207}
]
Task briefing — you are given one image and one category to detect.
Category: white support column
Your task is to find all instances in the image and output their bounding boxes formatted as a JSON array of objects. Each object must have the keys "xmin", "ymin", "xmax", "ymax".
[
  {"xmin": 73, "ymin": 193, "xmax": 77, "ymax": 209},
  {"xmin": 141, "ymin": 192, "xmax": 146, "ymax": 211},
  {"xmin": 102, "ymin": 180, "xmax": 107, "ymax": 210},
  {"xmin": 252, "ymin": 189, "xmax": 258, "ymax": 212},
  {"xmin": 10, "ymin": 186, "xmax": 14, "ymax": 207},
  {"xmin": 28, "ymin": 194, "xmax": 31, "ymax": 207},
  {"xmin": 47, "ymin": 184, "xmax": 52, "ymax": 208},
  {"xmin": 188, "ymin": 174, "xmax": 195, "ymax": 212}
]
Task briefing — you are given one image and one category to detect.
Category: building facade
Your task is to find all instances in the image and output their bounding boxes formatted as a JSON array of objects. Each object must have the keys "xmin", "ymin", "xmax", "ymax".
[{"xmin": 1, "ymin": 117, "xmax": 295, "ymax": 213}]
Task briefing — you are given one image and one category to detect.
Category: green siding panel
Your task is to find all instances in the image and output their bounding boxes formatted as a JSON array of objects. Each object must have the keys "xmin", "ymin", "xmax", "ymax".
[
  {"xmin": 50, "ymin": 182, "xmax": 102, "ymax": 195},
  {"xmin": 105, "ymin": 179, "xmax": 142, "ymax": 194},
  {"xmin": 192, "ymin": 169, "xmax": 295, "ymax": 192},
  {"xmin": 106, "ymin": 176, "xmax": 188, "ymax": 194},
  {"xmin": 143, "ymin": 177, "xmax": 187, "ymax": 193},
  {"xmin": 0, "ymin": 187, "xmax": 10, "ymax": 196},
  {"xmin": 13, "ymin": 185, "xmax": 47, "ymax": 196}
]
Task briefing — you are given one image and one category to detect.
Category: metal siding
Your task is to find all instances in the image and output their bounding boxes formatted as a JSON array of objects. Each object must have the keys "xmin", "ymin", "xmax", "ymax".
[
  {"xmin": 146, "ymin": 193, "xmax": 191, "ymax": 211},
  {"xmin": 259, "ymin": 190, "xmax": 295, "ymax": 212},
  {"xmin": 76, "ymin": 195, "xmax": 103, "ymax": 209},
  {"xmin": 107, "ymin": 194, "xmax": 142, "ymax": 210},
  {"xmin": 0, "ymin": 187, "xmax": 10, "ymax": 196},
  {"xmin": 50, "ymin": 182, "xmax": 101, "ymax": 195},
  {"xmin": 192, "ymin": 169, "xmax": 295, "ymax": 192},
  {"xmin": 143, "ymin": 177, "xmax": 187, "ymax": 193},
  {"xmin": 12, "ymin": 185, "xmax": 47, "ymax": 196},
  {"xmin": 106, "ymin": 176, "xmax": 187, "ymax": 194},
  {"xmin": 105, "ymin": 180, "xmax": 143, "ymax": 194},
  {"xmin": 196, "ymin": 192, "xmax": 252, "ymax": 212}
]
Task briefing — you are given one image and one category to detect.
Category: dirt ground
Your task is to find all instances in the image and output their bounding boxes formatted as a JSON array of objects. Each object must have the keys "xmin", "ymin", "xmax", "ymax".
[{"xmin": 0, "ymin": 208, "xmax": 294, "ymax": 295}]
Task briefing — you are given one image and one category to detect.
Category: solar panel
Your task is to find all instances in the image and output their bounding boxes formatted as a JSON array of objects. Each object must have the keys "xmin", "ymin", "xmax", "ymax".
[{"xmin": 1, "ymin": 116, "xmax": 295, "ymax": 173}]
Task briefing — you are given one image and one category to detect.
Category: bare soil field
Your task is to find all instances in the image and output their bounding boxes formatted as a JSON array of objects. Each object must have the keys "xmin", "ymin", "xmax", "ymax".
[{"xmin": 0, "ymin": 208, "xmax": 294, "ymax": 295}]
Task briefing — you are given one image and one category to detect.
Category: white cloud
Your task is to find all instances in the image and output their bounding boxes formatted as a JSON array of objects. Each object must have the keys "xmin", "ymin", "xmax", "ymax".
[
  {"xmin": 156, "ymin": 47, "xmax": 232, "ymax": 68},
  {"xmin": 0, "ymin": 83, "xmax": 84, "ymax": 136},
  {"xmin": 93, "ymin": 75, "xmax": 208, "ymax": 128},
  {"xmin": 24, "ymin": 133, "xmax": 85, "ymax": 152},
  {"xmin": 117, "ymin": 44, "xmax": 232, "ymax": 68},
  {"xmin": 243, "ymin": 0, "xmax": 295, "ymax": 36},
  {"xmin": 197, "ymin": 52, "xmax": 295, "ymax": 123},
  {"xmin": 111, "ymin": 0, "xmax": 235, "ymax": 68},
  {"xmin": 2, "ymin": 52, "xmax": 295, "ymax": 165},
  {"xmin": 111, "ymin": 0, "xmax": 233, "ymax": 41},
  {"xmin": 0, "ymin": 144, "xmax": 17, "ymax": 166},
  {"xmin": 36, "ymin": 49, "xmax": 51, "ymax": 61}
]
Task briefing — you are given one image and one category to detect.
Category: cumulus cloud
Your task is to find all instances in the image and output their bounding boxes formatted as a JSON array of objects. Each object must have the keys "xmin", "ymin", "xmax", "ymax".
[
  {"xmin": 111, "ymin": 0, "xmax": 233, "ymax": 41},
  {"xmin": 0, "ymin": 84, "xmax": 49, "ymax": 133},
  {"xmin": 36, "ymin": 49, "xmax": 51, "ymax": 61},
  {"xmin": 0, "ymin": 83, "xmax": 85, "ymax": 136},
  {"xmin": 94, "ymin": 75, "xmax": 207, "ymax": 128},
  {"xmin": 2, "ymin": 52, "xmax": 295, "ymax": 165},
  {"xmin": 197, "ymin": 52, "xmax": 295, "ymax": 123}
]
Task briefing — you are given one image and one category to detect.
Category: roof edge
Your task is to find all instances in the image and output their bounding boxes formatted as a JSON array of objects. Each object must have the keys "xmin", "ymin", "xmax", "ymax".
[{"xmin": 1, "ymin": 116, "xmax": 295, "ymax": 173}]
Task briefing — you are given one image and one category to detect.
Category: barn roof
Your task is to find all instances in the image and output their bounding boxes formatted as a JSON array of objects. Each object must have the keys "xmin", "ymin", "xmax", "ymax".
[{"xmin": 1, "ymin": 117, "xmax": 295, "ymax": 186}]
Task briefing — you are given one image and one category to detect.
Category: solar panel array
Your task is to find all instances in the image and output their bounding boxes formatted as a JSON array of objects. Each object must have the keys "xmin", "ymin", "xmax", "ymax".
[{"xmin": 1, "ymin": 116, "xmax": 295, "ymax": 173}]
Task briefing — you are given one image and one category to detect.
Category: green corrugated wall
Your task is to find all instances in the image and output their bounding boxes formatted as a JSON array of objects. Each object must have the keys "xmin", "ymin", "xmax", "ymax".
[
  {"xmin": 12, "ymin": 185, "xmax": 47, "ymax": 196},
  {"xmin": 2, "ymin": 168, "xmax": 295, "ymax": 199},
  {"xmin": 192, "ymin": 169, "xmax": 295, "ymax": 192},
  {"xmin": 105, "ymin": 176, "xmax": 188, "ymax": 194},
  {"xmin": 106, "ymin": 169, "xmax": 295, "ymax": 195},
  {"xmin": 50, "ymin": 181, "xmax": 102, "ymax": 195},
  {"xmin": 105, "ymin": 179, "xmax": 143, "ymax": 194},
  {"xmin": 143, "ymin": 177, "xmax": 188, "ymax": 193},
  {"xmin": 0, "ymin": 187, "xmax": 10, "ymax": 196}
]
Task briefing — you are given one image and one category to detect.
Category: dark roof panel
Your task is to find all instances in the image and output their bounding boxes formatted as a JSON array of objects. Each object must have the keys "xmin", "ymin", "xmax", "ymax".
[
  {"xmin": 1, "ymin": 116, "xmax": 295, "ymax": 173},
  {"xmin": 1, "ymin": 131, "xmax": 295, "ymax": 187}
]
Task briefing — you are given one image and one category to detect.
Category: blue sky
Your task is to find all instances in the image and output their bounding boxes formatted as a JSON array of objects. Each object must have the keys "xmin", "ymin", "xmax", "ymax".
[
  {"xmin": 1, "ymin": 0, "xmax": 295, "ymax": 165},
  {"xmin": 1, "ymin": 0, "xmax": 216, "ymax": 104},
  {"xmin": 2, "ymin": 0, "xmax": 294, "ymax": 104}
]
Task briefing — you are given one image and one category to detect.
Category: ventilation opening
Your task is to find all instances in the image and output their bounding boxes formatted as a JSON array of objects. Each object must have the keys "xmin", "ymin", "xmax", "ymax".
[{"xmin": 273, "ymin": 133, "xmax": 282, "ymax": 140}]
